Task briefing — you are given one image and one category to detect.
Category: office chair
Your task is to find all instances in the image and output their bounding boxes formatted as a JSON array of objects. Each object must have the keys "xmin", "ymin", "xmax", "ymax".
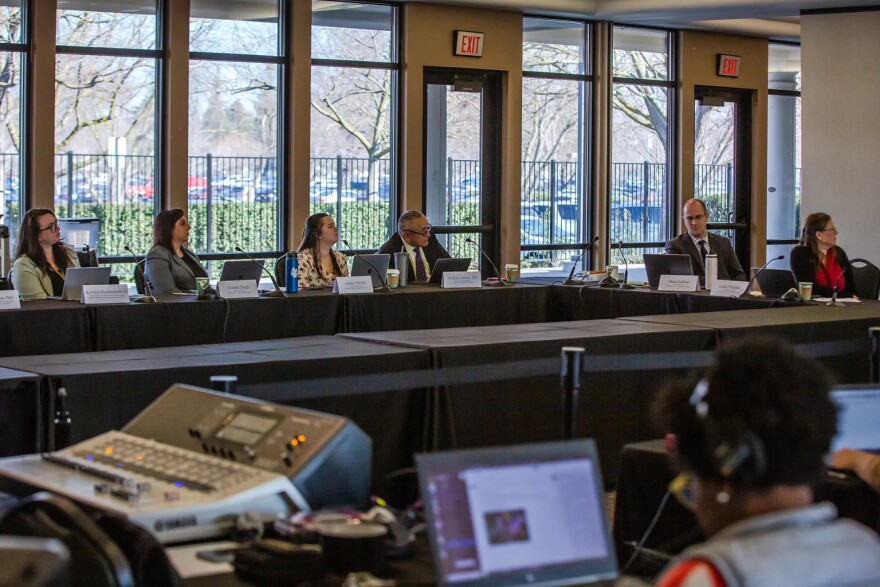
[
  {"xmin": 133, "ymin": 260, "xmax": 147, "ymax": 295},
  {"xmin": 850, "ymin": 258, "xmax": 880, "ymax": 300}
]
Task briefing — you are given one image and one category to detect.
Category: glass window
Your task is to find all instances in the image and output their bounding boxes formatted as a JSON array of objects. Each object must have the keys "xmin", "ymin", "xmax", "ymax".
[
  {"xmin": 767, "ymin": 43, "xmax": 801, "ymax": 261},
  {"xmin": 610, "ymin": 26, "xmax": 674, "ymax": 264},
  {"xmin": 54, "ymin": 2, "xmax": 159, "ymax": 264},
  {"xmin": 189, "ymin": 1, "xmax": 284, "ymax": 264},
  {"xmin": 521, "ymin": 17, "xmax": 590, "ymax": 273},
  {"xmin": 0, "ymin": 4, "xmax": 24, "ymax": 244},
  {"xmin": 310, "ymin": 2, "xmax": 397, "ymax": 251}
]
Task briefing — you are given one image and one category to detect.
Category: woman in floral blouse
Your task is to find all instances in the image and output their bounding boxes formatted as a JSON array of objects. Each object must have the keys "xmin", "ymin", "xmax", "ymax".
[{"xmin": 296, "ymin": 213, "xmax": 348, "ymax": 288}]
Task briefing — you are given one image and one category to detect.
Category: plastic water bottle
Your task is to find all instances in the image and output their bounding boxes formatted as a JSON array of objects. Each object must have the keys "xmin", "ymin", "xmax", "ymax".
[{"xmin": 286, "ymin": 253, "xmax": 299, "ymax": 293}]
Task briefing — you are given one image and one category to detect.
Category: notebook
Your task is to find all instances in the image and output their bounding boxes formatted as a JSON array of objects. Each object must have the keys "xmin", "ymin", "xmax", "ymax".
[
  {"xmin": 350, "ymin": 254, "xmax": 391, "ymax": 289},
  {"xmin": 428, "ymin": 257, "xmax": 472, "ymax": 285},
  {"xmin": 830, "ymin": 385, "xmax": 880, "ymax": 453},
  {"xmin": 643, "ymin": 254, "xmax": 694, "ymax": 289},
  {"xmin": 416, "ymin": 440, "xmax": 618, "ymax": 587},
  {"xmin": 219, "ymin": 260, "xmax": 264, "ymax": 284},
  {"xmin": 753, "ymin": 268, "xmax": 799, "ymax": 298},
  {"xmin": 55, "ymin": 267, "xmax": 112, "ymax": 301}
]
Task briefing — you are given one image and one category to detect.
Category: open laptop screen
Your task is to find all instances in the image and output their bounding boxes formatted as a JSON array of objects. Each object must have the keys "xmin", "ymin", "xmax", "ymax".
[
  {"xmin": 416, "ymin": 440, "xmax": 618, "ymax": 587},
  {"xmin": 831, "ymin": 385, "xmax": 880, "ymax": 452}
]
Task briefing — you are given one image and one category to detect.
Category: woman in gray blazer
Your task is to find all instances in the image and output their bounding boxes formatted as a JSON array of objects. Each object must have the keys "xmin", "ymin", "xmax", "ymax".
[{"xmin": 144, "ymin": 208, "xmax": 208, "ymax": 295}]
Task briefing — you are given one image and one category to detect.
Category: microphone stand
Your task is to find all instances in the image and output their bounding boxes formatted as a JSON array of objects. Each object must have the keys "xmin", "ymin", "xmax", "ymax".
[
  {"xmin": 563, "ymin": 236, "xmax": 600, "ymax": 286},
  {"xmin": 234, "ymin": 246, "xmax": 285, "ymax": 297},
  {"xmin": 740, "ymin": 255, "xmax": 784, "ymax": 298},
  {"xmin": 618, "ymin": 241, "xmax": 634, "ymax": 289},
  {"xmin": 342, "ymin": 239, "xmax": 391, "ymax": 292},
  {"xmin": 827, "ymin": 268, "xmax": 847, "ymax": 306},
  {"xmin": 465, "ymin": 237, "xmax": 506, "ymax": 286},
  {"xmin": 124, "ymin": 245, "xmax": 156, "ymax": 303}
]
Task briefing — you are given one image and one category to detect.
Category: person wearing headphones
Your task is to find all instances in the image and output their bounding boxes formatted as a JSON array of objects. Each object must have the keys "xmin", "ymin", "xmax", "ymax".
[{"xmin": 649, "ymin": 337, "xmax": 880, "ymax": 587}]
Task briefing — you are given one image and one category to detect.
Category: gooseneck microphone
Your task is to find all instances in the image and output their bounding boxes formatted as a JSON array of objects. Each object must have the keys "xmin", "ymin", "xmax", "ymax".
[
  {"xmin": 741, "ymin": 255, "xmax": 784, "ymax": 297},
  {"xmin": 234, "ymin": 246, "xmax": 285, "ymax": 297},
  {"xmin": 464, "ymin": 237, "xmax": 506, "ymax": 285},
  {"xmin": 124, "ymin": 244, "xmax": 156, "ymax": 303},
  {"xmin": 563, "ymin": 236, "xmax": 600, "ymax": 286},
  {"xmin": 828, "ymin": 267, "xmax": 848, "ymax": 306},
  {"xmin": 617, "ymin": 241, "xmax": 634, "ymax": 289},
  {"xmin": 342, "ymin": 239, "xmax": 391, "ymax": 291}
]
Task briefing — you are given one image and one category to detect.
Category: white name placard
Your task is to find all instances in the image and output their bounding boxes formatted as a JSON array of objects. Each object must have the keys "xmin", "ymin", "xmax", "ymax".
[
  {"xmin": 441, "ymin": 271, "xmax": 481, "ymax": 289},
  {"xmin": 332, "ymin": 276, "xmax": 374, "ymax": 294},
  {"xmin": 710, "ymin": 280, "xmax": 749, "ymax": 297},
  {"xmin": 0, "ymin": 290, "xmax": 21, "ymax": 310},
  {"xmin": 658, "ymin": 275, "xmax": 699, "ymax": 292},
  {"xmin": 82, "ymin": 284, "xmax": 130, "ymax": 305},
  {"xmin": 218, "ymin": 280, "xmax": 259, "ymax": 299}
]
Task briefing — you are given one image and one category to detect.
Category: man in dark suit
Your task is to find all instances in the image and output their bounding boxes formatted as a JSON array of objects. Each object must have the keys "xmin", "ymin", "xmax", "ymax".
[
  {"xmin": 665, "ymin": 198, "xmax": 746, "ymax": 284},
  {"xmin": 377, "ymin": 210, "xmax": 451, "ymax": 282}
]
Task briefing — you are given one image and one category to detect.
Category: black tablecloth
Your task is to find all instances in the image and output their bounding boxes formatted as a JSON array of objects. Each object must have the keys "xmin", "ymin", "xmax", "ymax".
[
  {"xmin": 341, "ymin": 320, "xmax": 718, "ymax": 484},
  {"xmin": 0, "ymin": 337, "xmax": 431, "ymax": 490},
  {"xmin": 0, "ymin": 367, "xmax": 42, "ymax": 457},
  {"xmin": 613, "ymin": 440, "xmax": 880, "ymax": 568},
  {"xmin": 0, "ymin": 302, "xmax": 93, "ymax": 356}
]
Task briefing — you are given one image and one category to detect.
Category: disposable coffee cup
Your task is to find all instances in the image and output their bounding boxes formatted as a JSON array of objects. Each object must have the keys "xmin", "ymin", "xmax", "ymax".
[
  {"xmin": 196, "ymin": 277, "xmax": 210, "ymax": 294},
  {"xmin": 387, "ymin": 269, "xmax": 400, "ymax": 288},
  {"xmin": 798, "ymin": 282, "xmax": 813, "ymax": 301},
  {"xmin": 505, "ymin": 264, "xmax": 520, "ymax": 282}
]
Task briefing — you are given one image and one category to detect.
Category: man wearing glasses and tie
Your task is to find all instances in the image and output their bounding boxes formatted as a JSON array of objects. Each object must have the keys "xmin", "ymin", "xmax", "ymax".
[
  {"xmin": 377, "ymin": 210, "xmax": 451, "ymax": 282},
  {"xmin": 665, "ymin": 198, "xmax": 746, "ymax": 285}
]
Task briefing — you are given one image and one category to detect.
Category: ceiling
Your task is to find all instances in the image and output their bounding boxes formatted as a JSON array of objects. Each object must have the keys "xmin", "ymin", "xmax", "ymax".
[{"xmin": 403, "ymin": 0, "xmax": 880, "ymax": 41}]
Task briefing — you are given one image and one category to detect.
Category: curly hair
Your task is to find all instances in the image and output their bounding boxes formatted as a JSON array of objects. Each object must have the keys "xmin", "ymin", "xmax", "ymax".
[{"xmin": 656, "ymin": 336, "xmax": 838, "ymax": 490}]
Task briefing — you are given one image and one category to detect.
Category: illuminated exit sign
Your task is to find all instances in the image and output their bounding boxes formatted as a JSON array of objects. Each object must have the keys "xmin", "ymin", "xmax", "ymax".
[
  {"xmin": 717, "ymin": 54, "xmax": 741, "ymax": 77},
  {"xmin": 454, "ymin": 30, "xmax": 484, "ymax": 57}
]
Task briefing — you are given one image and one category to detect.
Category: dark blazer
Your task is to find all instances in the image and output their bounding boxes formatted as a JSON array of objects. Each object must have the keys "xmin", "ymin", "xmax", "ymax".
[
  {"xmin": 664, "ymin": 232, "xmax": 747, "ymax": 283},
  {"xmin": 144, "ymin": 245, "xmax": 208, "ymax": 295},
  {"xmin": 790, "ymin": 244, "xmax": 855, "ymax": 298},
  {"xmin": 377, "ymin": 232, "xmax": 451, "ymax": 283}
]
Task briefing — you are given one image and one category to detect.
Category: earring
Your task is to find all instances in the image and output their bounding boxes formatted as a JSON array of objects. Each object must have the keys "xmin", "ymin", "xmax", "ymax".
[{"xmin": 716, "ymin": 491, "xmax": 730, "ymax": 504}]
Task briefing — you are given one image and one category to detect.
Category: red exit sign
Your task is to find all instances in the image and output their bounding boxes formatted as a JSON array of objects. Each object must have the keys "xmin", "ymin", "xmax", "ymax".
[
  {"xmin": 717, "ymin": 54, "xmax": 741, "ymax": 77},
  {"xmin": 454, "ymin": 30, "xmax": 484, "ymax": 58}
]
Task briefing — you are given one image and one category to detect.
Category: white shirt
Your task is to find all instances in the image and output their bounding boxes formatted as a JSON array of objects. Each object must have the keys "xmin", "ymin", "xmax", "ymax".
[
  {"xmin": 689, "ymin": 233, "xmax": 711, "ymax": 255},
  {"xmin": 400, "ymin": 238, "xmax": 431, "ymax": 279}
]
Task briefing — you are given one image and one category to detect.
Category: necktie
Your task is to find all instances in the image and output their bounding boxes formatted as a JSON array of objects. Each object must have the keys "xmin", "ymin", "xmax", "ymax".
[
  {"xmin": 698, "ymin": 240, "xmax": 708, "ymax": 268},
  {"xmin": 414, "ymin": 248, "xmax": 428, "ymax": 281}
]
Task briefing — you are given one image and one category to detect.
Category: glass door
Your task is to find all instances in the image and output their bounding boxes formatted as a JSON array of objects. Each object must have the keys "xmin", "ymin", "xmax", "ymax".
[{"xmin": 424, "ymin": 68, "xmax": 501, "ymax": 279}]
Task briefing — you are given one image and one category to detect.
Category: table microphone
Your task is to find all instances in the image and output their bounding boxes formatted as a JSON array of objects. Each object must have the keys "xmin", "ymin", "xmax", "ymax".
[
  {"xmin": 124, "ymin": 244, "xmax": 156, "ymax": 303},
  {"xmin": 563, "ymin": 236, "xmax": 599, "ymax": 286},
  {"xmin": 234, "ymin": 246, "xmax": 285, "ymax": 297},
  {"xmin": 827, "ymin": 267, "xmax": 848, "ymax": 306},
  {"xmin": 464, "ymin": 237, "xmax": 506, "ymax": 286},
  {"xmin": 617, "ymin": 240, "xmax": 634, "ymax": 289},
  {"xmin": 342, "ymin": 239, "xmax": 391, "ymax": 291},
  {"xmin": 740, "ymin": 255, "xmax": 784, "ymax": 297}
]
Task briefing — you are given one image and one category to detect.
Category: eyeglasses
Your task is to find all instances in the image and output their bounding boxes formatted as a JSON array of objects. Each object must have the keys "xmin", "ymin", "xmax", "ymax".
[
  {"xmin": 684, "ymin": 214, "xmax": 706, "ymax": 222},
  {"xmin": 39, "ymin": 222, "xmax": 59, "ymax": 233},
  {"xmin": 818, "ymin": 227, "xmax": 839, "ymax": 235},
  {"xmin": 403, "ymin": 225, "xmax": 432, "ymax": 237},
  {"xmin": 668, "ymin": 473, "xmax": 698, "ymax": 511}
]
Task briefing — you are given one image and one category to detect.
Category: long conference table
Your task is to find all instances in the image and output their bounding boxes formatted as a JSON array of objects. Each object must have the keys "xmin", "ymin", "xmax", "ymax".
[{"xmin": 0, "ymin": 281, "xmax": 815, "ymax": 357}]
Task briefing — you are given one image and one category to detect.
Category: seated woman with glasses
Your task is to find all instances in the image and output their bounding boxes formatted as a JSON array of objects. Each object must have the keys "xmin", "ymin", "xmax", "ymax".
[
  {"xmin": 144, "ymin": 208, "xmax": 208, "ymax": 295},
  {"xmin": 296, "ymin": 213, "xmax": 348, "ymax": 288},
  {"xmin": 790, "ymin": 212, "xmax": 857, "ymax": 298},
  {"xmin": 9, "ymin": 208, "xmax": 80, "ymax": 300},
  {"xmin": 646, "ymin": 337, "xmax": 880, "ymax": 587}
]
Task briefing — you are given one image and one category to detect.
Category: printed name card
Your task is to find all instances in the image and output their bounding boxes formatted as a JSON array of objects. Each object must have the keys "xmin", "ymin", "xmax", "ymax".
[
  {"xmin": 218, "ymin": 280, "xmax": 259, "ymax": 299},
  {"xmin": 441, "ymin": 271, "xmax": 481, "ymax": 289},
  {"xmin": 658, "ymin": 275, "xmax": 699, "ymax": 292},
  {"xmin": 332, "ymin": 276, "xmax": 374, "ymax": 294},
  {"xmin": 0, "ymin": 290, "xmax": 21, "ymax": 310},
  {"xmin": 710, "ymin": 279, "xmax": 749, "ymax": 297},
  {"xmin": 82, "ymin": 284, "xmax": 130, "ymax": 305}
]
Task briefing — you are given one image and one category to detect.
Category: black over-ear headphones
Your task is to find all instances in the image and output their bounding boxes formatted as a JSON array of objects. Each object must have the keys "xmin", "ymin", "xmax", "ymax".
[{"xmin": 690, "ymin": 379, "xmax": 768, "ymax": 485}]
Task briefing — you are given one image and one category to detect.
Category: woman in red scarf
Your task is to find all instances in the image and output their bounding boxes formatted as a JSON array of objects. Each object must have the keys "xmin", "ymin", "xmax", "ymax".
[{"xmin": 790, "ymin": 212, "xmax": 857, "ymax": 298}]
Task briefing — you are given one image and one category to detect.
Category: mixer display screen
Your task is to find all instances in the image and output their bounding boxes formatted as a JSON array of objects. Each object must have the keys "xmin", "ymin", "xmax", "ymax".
[{"xmin": 214, "ymin": 412, "xmax": 279, "ymax": 446}]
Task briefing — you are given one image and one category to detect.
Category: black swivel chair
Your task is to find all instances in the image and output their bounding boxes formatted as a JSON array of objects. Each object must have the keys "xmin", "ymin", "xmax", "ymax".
[
  {"xmin": 134, "ymin": 260, "xmax": 147, "ymax": 295},
  {"xmin": 75, "ymin": 249, "xmax": 99, "ymax": 268},
  {"xmin": 850, "ymin": 258, "xmax": 880, "ymax": 300},
  {"xmin": 274, "ymin": 254, "xmax": 288, "ymax": 289}
]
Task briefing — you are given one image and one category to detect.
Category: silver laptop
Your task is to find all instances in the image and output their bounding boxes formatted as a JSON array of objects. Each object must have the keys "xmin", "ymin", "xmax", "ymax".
[
  {"xmin": 643, "ymin": 254, "xmax": 694, "ymax": 288},
  {"xmin": 831, "ymin": 385, "xmax": 880, "ymax": 453},
  {"xmin": 351, "ymin": 254, "xmax": 390, "ymax": 289},
  {"xmin": 417, "ymin": 440, "xmax": 618, "ymax": 587},
  {"xmin": 57, "ymin": 267, "xmax": 112, "ymax": 301},
  {"xmin": 220, "ymin": 260, "xmax": 264, "ymax": 284}
]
